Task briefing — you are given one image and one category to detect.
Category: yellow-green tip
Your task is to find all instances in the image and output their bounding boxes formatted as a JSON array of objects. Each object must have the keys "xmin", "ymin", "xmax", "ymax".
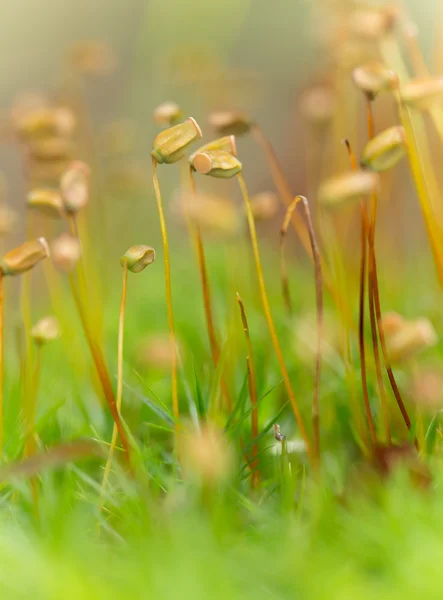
[
  {"xmin": 361, "ymin": 126, "xmax": 407, "ymax": 172},
  {"xmin": 121, "ymin": 245, "xmax": 156, "ymax": 273},
  {"xmin": 151, "ymin": 117, "xmax": 202, "ymax": 164},
  {"xmin": 193, "ymin": 150, "xmax": 242, "ymax": 179}
]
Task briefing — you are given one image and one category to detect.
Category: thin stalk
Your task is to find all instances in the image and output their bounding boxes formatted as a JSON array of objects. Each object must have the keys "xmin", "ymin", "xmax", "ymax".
[
  {"xmin": 100, "ymin": 261, "xmax": 128, "ymax": 500},
  {"xmin": 251, "ymin": 124, "xmax": 313, "ymax": 259},
  {"xmin": 345, "ymin": 139, "xmax": 376, "ymax": 445},
  {"xmin": 251, "ymin": 124, "xmax": 349, "ymax": 328},
  {"xmin": 298, "ymin": 196, "xmax": 323, "ymax": 467},
  {"xmin": 282, "ymin": 196, "xmax": 324, "ymax": 464},
  {"xmin": 21, "ymin": 214, "xmax": 34, "ymax": 451},
  {"xmin": 280, "ymin": 198, "xmax": 301, "ymax": 315},
  {"xmin": 365, "ymin": 96, "xmax": 375, "ymax": 139},
  {"xmin": 68, "ymin": 273, "xmax": 131, "ymax": 469},
  {"xmin": 152, "ymin": 158, "xmax": 179, "ymax": 432},
  {"xmin": 364, "ymin": 102, "xmax": 390, "ymax": 443},
  {"xmin": 0, "ymin": 271, "xmax": 3, "ymax": 456},
  {"xmin": 188, "ymin": 168, "xmax": 232, "ymax": 412},
  {"xmin": 24, "ymin": 344, "xmax": 41, "ymax": 458},
  {"xmin": 236, "ymin": 173, "xmax": 313, "ymax": 465},
  {"xmin": 369, "ymin": 249, "xmax": 413, "ymax": 435},
  {"xmin": 358, "ymin": 205, "xmax": 377, "ymax": 446},
  {"xmin": 67, "ymin": 213, "xmax": 89, "ymax": 306},
  {"xmin": 403, "ymin": 101, "xmax": 443, "ymax": 278},
  {"xmin": 236, "ymin": 293, "xmax": 260, "ymax": 490}
]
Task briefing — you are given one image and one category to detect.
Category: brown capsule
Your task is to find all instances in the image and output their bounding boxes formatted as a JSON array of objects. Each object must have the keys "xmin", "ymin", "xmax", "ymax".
[
  {"xmin": 153, "ymin": 102, "xmax": 183, "ymax": 127},
  {"xmin": 208, "ymin": 110, "xmax": 253, "ymax": 136},
  {"xmin": 51, "ymin": 233, "xmax": 81, "ymax": 272},
  {"xmin": 189, "ymin": 135, "xmax": 237, "ymax": 166},
  {"xmin": 60, "ymin": 161, "xmax": 90, "ymax": 214},
  {"xmin": 151, "ymin": 117, "xmax": 202, "ymax": 164},
  {"xmin": 31, "ymin": 316, "xmax": 60, "ymax": 346},
  {"xmin": 1, "ymin": 238, "xmax": 49, "ymax": 276},
  {"xmin": 27, "ymin": 188, "xmax": 64, "ymax": 218},
  {"xmin": 192, "ymin": 150, "xmax": 242, "ymax": 179},
  {"xmin": 121, "ymin": 245, "xmax": 155, "ymax": 273},
  {"xmin": 361, "ymin": 126, "xmax": 407, "ymax": 171},
  {"xmin": 352, "ymin": 62, "xmax": 397, "ymax": 97},
  {"xmin": 318, "ymin": 170, "xmax": 380, "ymax": 208},
  {"xmin": 401, "ymin": 77, "xmax": 443, "ymax": 110},
  {"xmin": 250, "ymin": 191, "xmax": 279, "ymax": 221}
]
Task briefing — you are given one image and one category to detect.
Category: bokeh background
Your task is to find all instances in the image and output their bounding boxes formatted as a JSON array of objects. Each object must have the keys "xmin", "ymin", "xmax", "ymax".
[{"xmin": 1, "ymin": 0, "xmax": 442, "ymax": 290}]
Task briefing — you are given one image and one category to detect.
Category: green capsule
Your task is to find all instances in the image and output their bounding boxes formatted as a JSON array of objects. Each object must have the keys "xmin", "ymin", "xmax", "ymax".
[
  {"xmin": 121, "ymin": 245, "xmax": 155, "ymax": 273},
  {"xmin": 361, "ymin": 126, "xmax": 407, "ymax": 171},
  {"xmin": 193, "ymin": 150, "xmax": 242, "ymax": 179},
  {"xmin": 27, "ymin": 188, "xmax": 64, "ymax": 218},
  {"xmin": 189, "ymin": 136, "xmax": 236, "ymax": 167},
  {"xmin": 1, "ymin": 238, "xmax": 50, "ymax": 276},
  {"xmin": 151, "ymin": 117, "xmax": 202, "ymax": 164}
]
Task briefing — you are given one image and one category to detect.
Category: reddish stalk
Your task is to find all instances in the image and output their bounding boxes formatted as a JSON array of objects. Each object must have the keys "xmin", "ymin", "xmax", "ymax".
[
  {"xmin": 344, "ymin": 139, "xmax": 377, "ymax": 445},
  {"xmin": 369, "ymin": 250, "xmax": 413, "ymax": 434},
  {"xmin": 364, "ymin": 100, "xmax": 391, "ymax": 443},
  {"xmin": 68, "ymin": 273, "xmax": 131, "ymax": 469},
  {"xmin": 358, "ymin": 206, "xmax": 377, "ymax": 446},
  {"xmin": 236, "ymin": 293, "xmax": 260, "ymax": 490}
]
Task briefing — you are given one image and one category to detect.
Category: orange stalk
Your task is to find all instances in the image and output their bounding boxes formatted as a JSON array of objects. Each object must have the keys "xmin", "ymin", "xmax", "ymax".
[
  {"xmin": 237, "ymin": 173, "xmax": 313, "ymax": 465},
  {"xmin": 68, "ymin": 273, "xmax": 131, "ymax": 469}
]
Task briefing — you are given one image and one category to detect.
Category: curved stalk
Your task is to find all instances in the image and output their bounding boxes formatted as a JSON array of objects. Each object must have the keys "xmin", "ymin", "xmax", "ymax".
[
  {"xmin": 152, "ymin": 158, "xmax": 179, "ymax": 434},
  {"xmin": 236, "ymin": 173, "xmax": 313, "ymax": 465},
  {"xmin": 100, "ymin": 261, "xmax": 128, "ymax": 500}
]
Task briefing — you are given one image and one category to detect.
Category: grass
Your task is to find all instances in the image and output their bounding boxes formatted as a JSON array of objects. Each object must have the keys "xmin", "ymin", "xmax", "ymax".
[{"xmin": 2, "ymin": 2, "xmax": 443, "ymax": 597}]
